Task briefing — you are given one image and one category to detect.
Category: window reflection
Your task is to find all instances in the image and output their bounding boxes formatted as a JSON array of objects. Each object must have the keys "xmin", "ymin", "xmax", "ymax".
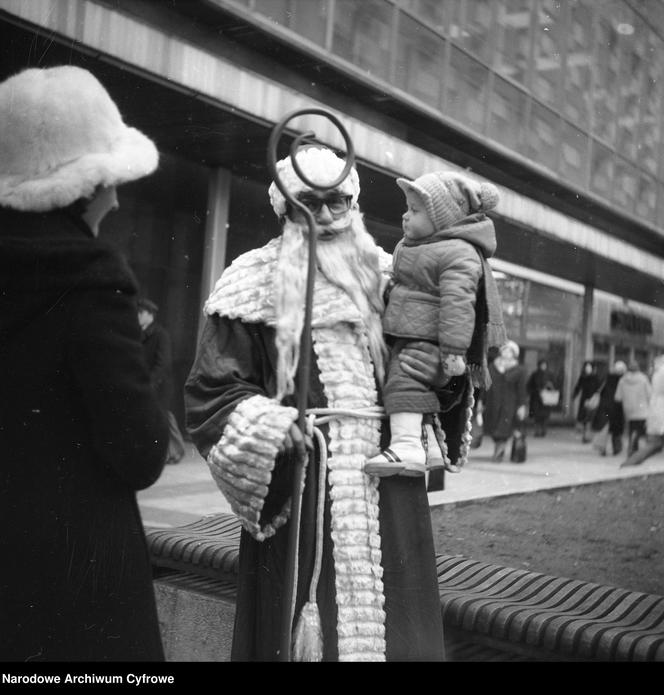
[
  {"xmin": 563, "ymin": 0, "xmax": 593, "ymax": 128},
  {"xmin": 592, "ymin": 2, "xmax": 621, "ymax": 145},
  {"xmin": 449, "ymin": 0, "xmax": 494, "ymax": 65},
  {"xmin": 445, "ymin": 46, "xmax": 488, "ymax": 132},
  {"xmin": 488, "ymin": 76, "xmax": 528, "ymax": 154},
  {"xmin": 332, "ymin": 0, "xmax": 393, "ymax": 81},
  {"xmin": 613, "ymin": 157, "xmax": 638, "ymax": 213},
  {"xmin": 635, "ymin": 174, "xmax": 657, "ymax": 221},
  {"xmin": 559, "ymin": 120, "xmax": 588, "ymax": 188},
  {"xmin": 641, "ymin": 31, "xmax": 664, "ymax": 176},
  {"xmin": 395, "ymin": 12, "xmax": 445, "ymax": 108},
  {"xmin": 615, "ymin": 8, "xmax": 646, "ymax": 161},
  {"xmin": 399, "ymin": 0, "xmax": 446, "ymax": 34},
  {"xmin": 528, "ymin": 101, "xmax": 559, "ymax": 171},
  {"xmin": 590, "ymin": 141, "xmax": 614, "ymax": 198},
  {"xmin": 494, "ymin": 0, "xmax": 533, "ymax": 87},
  {"xmin": 532, "ymin": 0, "xmax": 564, "ymax": 108}
]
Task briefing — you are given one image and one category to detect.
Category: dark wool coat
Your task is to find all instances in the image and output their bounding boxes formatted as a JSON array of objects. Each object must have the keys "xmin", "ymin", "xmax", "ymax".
[
  {"xmin": 0, "ymin": 207, "xmax": 169, "ymax": 662},
  {"xmin": 483, "ymin": 362, "xmax": 529, "ymax": 441},
  {"xmin": 383, "ymin": 214, "xmax": 500, "ymax": 346},
  {"xmin": 572, "ymin": 371, "xmax": 602, "ymax": 423},
  {"xmin": 185, "ymin": 315, "xmax": 447, "ymax": 662},
  {"xmin": 140, "ymin": 321, "xmax": 174, "ymax": 409},
  {"xmin": 591, "ymin": 374, "xmax": 625, "ymax": 436},
  {"xmin": 526, "ymin": 368, "xmax": 556, "ymax": 421}
]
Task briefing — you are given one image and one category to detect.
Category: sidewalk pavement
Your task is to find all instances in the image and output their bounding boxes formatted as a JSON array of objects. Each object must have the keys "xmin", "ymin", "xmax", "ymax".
[{"xmin": 137, "ymin": 426, "xmax": 664, "ymax": 529}]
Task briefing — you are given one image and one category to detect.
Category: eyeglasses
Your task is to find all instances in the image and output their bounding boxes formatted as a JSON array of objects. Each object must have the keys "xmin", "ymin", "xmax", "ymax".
[{"xmin": 293, "ymin": 194, "xmax": 352, "ymax": 216}]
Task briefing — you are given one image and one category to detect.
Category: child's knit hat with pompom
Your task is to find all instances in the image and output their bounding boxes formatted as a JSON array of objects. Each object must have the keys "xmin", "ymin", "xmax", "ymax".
[{"xmin": 396, "ymin": 170, "xmax": 499, "ymax": 231}]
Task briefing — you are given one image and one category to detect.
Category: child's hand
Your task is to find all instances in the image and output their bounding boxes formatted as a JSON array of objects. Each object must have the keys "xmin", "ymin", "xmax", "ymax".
[{"xmin": 441, "ymin": 354, "xmax": 466, "ymax": 381}]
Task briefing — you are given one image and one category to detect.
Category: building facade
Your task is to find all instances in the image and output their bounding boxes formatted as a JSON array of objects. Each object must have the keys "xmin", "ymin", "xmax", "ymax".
[{"xmin": 2, "ymin": 0, "xmax": 663, "ymax": 425}]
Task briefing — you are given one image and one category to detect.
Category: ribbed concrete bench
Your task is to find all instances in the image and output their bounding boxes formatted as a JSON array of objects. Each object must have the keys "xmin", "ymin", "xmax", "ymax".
[{"xmin": 145, "ymin": 513, "xmax": 664, "ymax": 662}]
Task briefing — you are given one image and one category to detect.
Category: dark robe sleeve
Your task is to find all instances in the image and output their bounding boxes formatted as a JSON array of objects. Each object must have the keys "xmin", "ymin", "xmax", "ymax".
[{"xmin": 184, "ymin": 314, "xmax": 295, "ymax": 523}]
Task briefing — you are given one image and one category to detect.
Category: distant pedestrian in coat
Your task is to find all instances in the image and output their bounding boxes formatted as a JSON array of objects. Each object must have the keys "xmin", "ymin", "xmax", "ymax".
[
  {"xmin": 590, "ymin": 360, "xmax": 626, "ymax": 456},
  {"xmin": 526, "ymin": 359, "xmax": 557, "ymax": 437},
  {"xmin": 615, "ymin": 360, "xmax": 652, "ymax": 457},
  {"xmin": 0, "ymin": 66, "xmax": 168, "ymax": 661},
  {"xmin": 137, "ymin": 297, "xmax": 186, "ymax": 465},
  {"xmin": 572, "ymin": 360, "xmax": 601, "ymax": 443},
  {"xmin": 365, "ymin": 170, "xmax": 507, "ymax": 477},
  {"xmin": 621, "ymin": 354, "xmax": 664, "ymax": 467},
  {"xmin": 483, "ymin": 340, "xmax": 528, "ymax": 462}
]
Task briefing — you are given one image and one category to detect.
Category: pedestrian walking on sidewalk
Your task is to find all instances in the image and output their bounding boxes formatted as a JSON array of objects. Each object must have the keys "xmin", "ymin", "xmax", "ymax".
[
  {"xmin": 526, "ymin": 359, "xmax": 557, "ymax": 437},
  {"xmin": 590, "ymin": 360, "xmax": 626, "ymax": 456},
  {"xmin": 137, "ymin": 297, "xmax": 186, "ymax": 465},
  {"xmin": 0, "ymin": 66, "xmax": 168, "ymax": 661},
  {"xmin": 572, "ymin": 360, "xmax": 601, "ymax": 443},
  {"xmin": 615, "ymin": 360, "xmax": 651, "ymax": 457},
  {"xmin": 484, "ymin": 340, "xmax": 528, "ymax": 462}
]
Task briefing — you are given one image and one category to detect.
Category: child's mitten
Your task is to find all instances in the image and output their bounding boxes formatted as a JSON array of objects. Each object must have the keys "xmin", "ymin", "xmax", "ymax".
[{"xmin": 440, "ymin": 353, "xmax": 466, "ymax": 385}]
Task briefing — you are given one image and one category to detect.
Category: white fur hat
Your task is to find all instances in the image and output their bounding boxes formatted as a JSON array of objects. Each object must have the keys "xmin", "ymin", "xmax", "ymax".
[
  {"xmin": 0, "ymin": 65, "xmax": 158, "ymax": 212},
  {"xmin": 268, "ymin": 145, "xmax": 360, "ymax": 217}
]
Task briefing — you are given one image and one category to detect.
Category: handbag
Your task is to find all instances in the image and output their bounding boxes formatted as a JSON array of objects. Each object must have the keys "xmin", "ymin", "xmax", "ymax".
[
  {"xmin": 540, "ymin": 388, "xmax": 560, "ymax": 407},
  {"xmin": 510, "ymin": 427, "xmax": 527, "ymax": 463},
  {"xmin": 585, "ymin": 391, "xmax": 601, "ymax": 412}
]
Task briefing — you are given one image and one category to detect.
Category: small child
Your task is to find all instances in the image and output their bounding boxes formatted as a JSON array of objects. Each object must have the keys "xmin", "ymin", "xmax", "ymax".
[{"xmin": 365, "ymin": 170, "xmax": 506, "ymax": 477}]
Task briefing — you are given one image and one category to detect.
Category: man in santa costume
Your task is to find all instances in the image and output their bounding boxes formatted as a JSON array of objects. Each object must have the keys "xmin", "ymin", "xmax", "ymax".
[{"xmin": 185, "ymin": 145, "xmax": 473, "ymax": 661}]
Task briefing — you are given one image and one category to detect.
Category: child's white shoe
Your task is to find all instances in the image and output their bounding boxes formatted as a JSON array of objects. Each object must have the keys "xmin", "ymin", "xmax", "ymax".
[
  {"xmin": 364, "ymin": 412, "xmax": 426, "ymax": 477},
  {"xmin": 364, "ymin": 443, "xmax": 426, "ymax": 477}
]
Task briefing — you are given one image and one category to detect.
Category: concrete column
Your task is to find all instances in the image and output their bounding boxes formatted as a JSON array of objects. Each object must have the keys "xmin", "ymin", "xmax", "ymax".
[
  {"xmin": 582, "ymin": 284, "xmax": 594, "ymax": 361},
  {"xmin": 198, "ymin": 167, "xmax": 231, "ymax": 337}
]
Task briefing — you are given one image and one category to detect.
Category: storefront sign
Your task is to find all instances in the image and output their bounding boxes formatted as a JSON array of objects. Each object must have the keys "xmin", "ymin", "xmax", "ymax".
[{"xmin": 610, "ymin": 310, "xmax": 653, "ymax": 335}]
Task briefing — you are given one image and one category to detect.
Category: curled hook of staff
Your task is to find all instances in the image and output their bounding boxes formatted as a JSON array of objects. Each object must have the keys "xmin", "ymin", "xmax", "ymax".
[{"xmin": 266, "ymin": 107, "xmax": 356, "ymax": 218}]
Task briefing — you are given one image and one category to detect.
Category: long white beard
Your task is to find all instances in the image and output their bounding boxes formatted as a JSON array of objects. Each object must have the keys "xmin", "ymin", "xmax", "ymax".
[{"xmin": 274, "ymin": 209, "xmax": 388, "ymax": 401}]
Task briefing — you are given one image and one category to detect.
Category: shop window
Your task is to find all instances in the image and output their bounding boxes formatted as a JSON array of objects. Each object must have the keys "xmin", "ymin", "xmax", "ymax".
[
  {"xmin": 445, "ymin": 46, "xmax": 488, "ymax": 133},
  {"xmin": 332, "ymin": 0, "xmax": 393, "ymax": 81},
  {"xmin": 395, "ymin": 12, "xmax": 445, "ymax": 109},
  {"xmin": 496, "ymin": 274, "xmax": 526, "ymax": 341},
  {"xmin": 487, "ymin": 76, "xmax": 528, "ymax": 154}
]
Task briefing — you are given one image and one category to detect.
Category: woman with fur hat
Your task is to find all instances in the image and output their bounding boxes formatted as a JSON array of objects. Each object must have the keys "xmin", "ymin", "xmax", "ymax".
[
  {"xmin": 185, "ymin": 145, "xmax": 453, "ymax": 661},
  {"xmin": 365, "ymin": 170, "xmax": 507, "ymax": 476},
  {"xmin": 0, "ymin": 66, "xmax": 168, "ymax": 661}
]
